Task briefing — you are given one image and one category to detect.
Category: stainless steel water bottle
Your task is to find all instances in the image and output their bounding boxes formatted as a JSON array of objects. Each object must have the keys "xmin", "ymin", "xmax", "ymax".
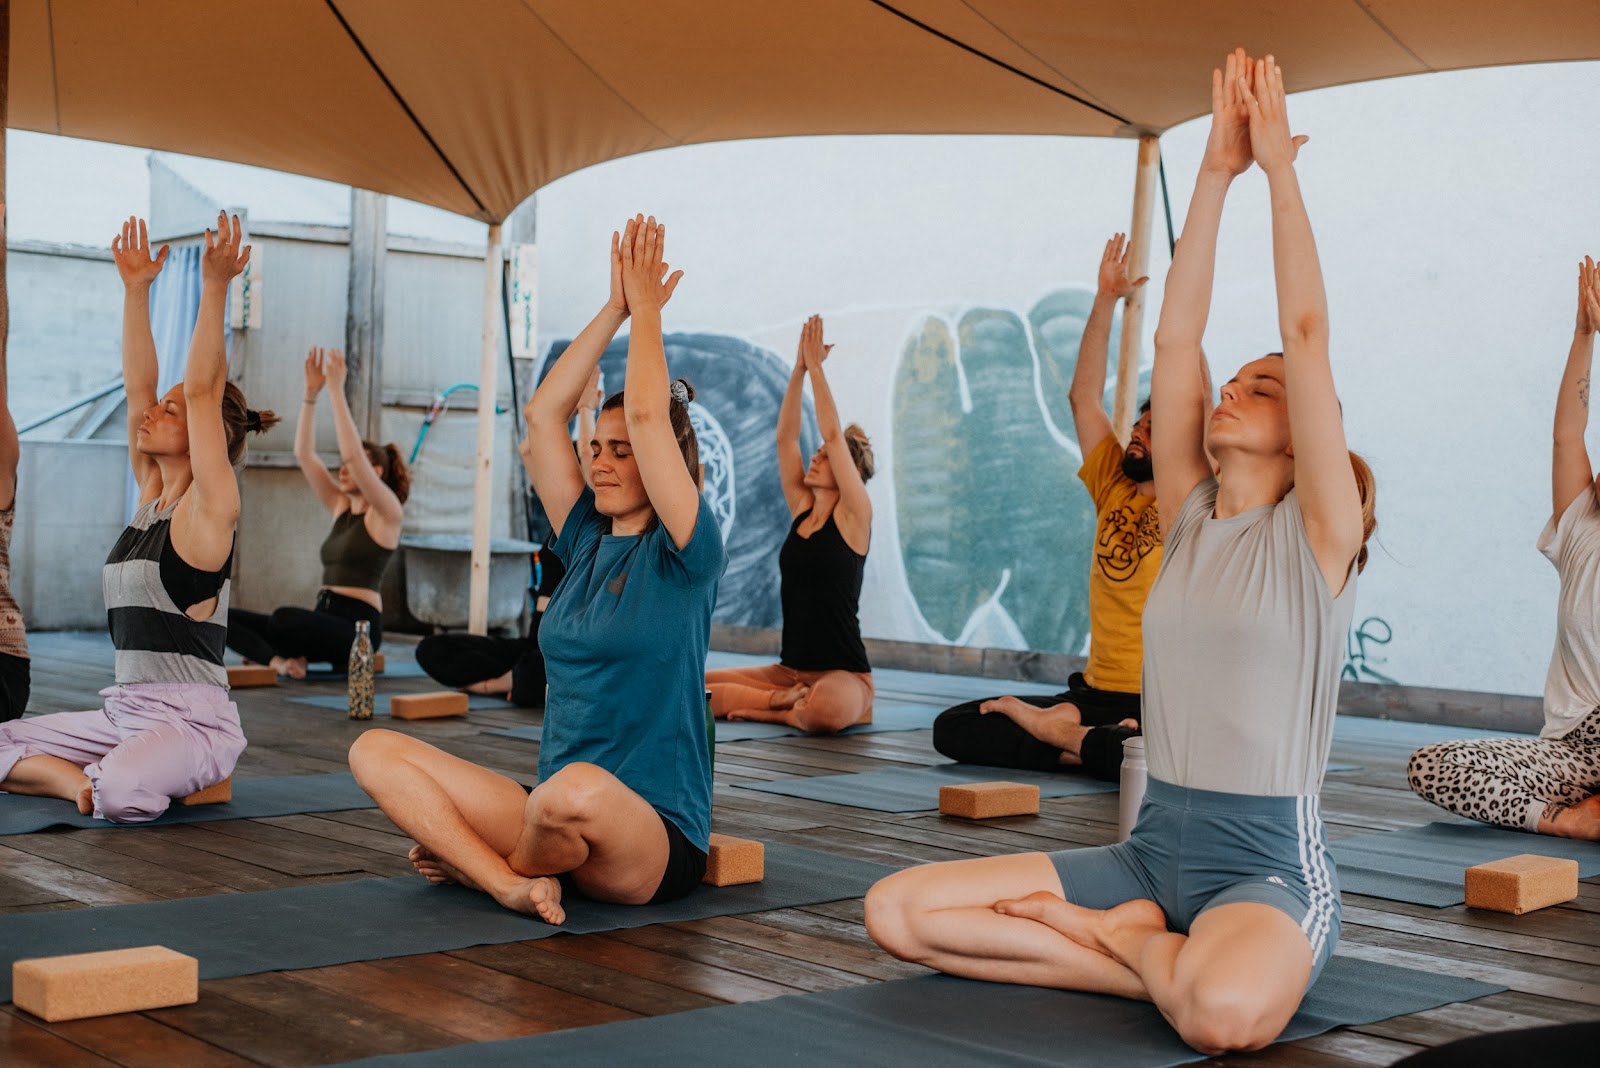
[{"xmin": 1117, "ymin": 735, "xmax": 1147, "ymax": 843}]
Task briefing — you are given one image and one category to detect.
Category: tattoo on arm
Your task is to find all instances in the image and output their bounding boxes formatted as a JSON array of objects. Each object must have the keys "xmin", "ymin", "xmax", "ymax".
[{"xmin": 1581, "ymin": 377, "xmax": 1590, "ymax": 407}]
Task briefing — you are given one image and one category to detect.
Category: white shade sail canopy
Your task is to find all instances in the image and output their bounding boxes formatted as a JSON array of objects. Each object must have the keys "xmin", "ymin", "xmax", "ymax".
[{"xmin": 10, "ymin": 0, "xmax": 1600, "ymax": 222}]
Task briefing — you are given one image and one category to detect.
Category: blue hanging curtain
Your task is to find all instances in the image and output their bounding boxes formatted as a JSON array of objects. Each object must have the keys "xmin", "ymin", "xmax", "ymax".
[{"xmin": 125, "ymin": 246, "xmax": 233, "ymax": 520}]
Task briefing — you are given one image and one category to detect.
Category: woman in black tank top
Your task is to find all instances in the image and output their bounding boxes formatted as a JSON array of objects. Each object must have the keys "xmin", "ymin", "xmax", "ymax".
[
  {"xmin": 0, "ymin": 213, "xmax": 272, "ymax": 822},
  {"xmin": 705, "ymin": 314, "xmax": 876, "ymax": 733},
  {"xmin": 225, "ymin": 347, "xmax": 409, "ymax": 679}
]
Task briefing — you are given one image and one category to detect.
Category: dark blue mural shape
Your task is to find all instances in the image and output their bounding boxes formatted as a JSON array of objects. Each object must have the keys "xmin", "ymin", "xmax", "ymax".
[{"xmin": 535, "ymin": 333, "xmax": 819, "ymax": 627}]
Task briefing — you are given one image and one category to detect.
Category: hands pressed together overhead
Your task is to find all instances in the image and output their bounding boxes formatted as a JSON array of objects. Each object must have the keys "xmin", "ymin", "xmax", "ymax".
[
  {"xmin": 798, "ymin": 314, "xmax": 833, "ymax": 372},
  {"xmin": 1578, "ymin": 257, "xmax": 1600, "ymax": 336},
  {"xmin": 612, "ymin": 214, "xmax": 684, "ymax": 317},
  {"xmin": 1202, "ymin": 48, "xmax": 1308, "ymax": 179}
]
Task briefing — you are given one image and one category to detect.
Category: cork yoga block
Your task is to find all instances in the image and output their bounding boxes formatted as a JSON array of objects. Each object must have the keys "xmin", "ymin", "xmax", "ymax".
[
  {"xmin": 1464, "ymin": 854, "xmax": 1580, "ymax": 915},
  {"xmin": 374, "ymin": 652, "xmax": 386, "ymax": 674},
  {"xmin": 938, "ymin": 782, "xmax": 1041, "ymax": 819},
  {"xmin": 13, "ymin": 946, "xmax": 198, "ymax": 1022},
  {"xmin": 389, "ymin": 692, "xmax": 469, "ymax": 720},
  {"xmin": 179, "ymin": 777, "xmax": 233, "ymax": 807},
  {"xmin": 703, "ymin": 833, "xmax": 764, "ymax": 886},
  {"xmin": 226, "ymin": 664, "xmax": 278, "ymax": 688}
]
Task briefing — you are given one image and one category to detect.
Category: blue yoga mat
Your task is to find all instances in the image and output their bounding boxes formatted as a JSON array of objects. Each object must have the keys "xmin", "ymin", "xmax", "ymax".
[
  {"xmin": 741, "ymin": 762, "xmax": 1116, "ymax": 812},
  {"xmin": 0, "ymin": 842, "xmax": 891, "ymax": 1002},
  {"xmin": 1332, "ymin": 820, "xmax": 1600, "ymax": 906},
  {"xmin": 483, "ymin": 703, "xmax": 942, "ymax": 748},
  {"xmin": 304, "ymin": 662, "xmax": 429, "ymax": 680},
  {"xmin": 0, "ymin": 772, "xmax": 376, "ymax": 835},
  {"xmin": 339, "ymin": 955, "xmax": 1503, "ymax": 1067},
  {"xmin": 289, "ymin": 693, "xmax": 515, "ymax": 717}
]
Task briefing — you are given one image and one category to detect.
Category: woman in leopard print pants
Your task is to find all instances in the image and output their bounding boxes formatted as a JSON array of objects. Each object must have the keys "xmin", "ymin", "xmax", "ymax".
[{"xmin": 1409, "ymin": 259, "xmax": 1600, "ymax": 840}]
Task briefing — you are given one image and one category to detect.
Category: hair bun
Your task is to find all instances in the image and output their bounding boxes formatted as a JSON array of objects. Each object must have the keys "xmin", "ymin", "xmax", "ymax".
[
  {"xmin": 668, "ymin": 379, "xmax": 693, "ymax": 406},
  {"xmin": 245, "ymin": 410, "xmax": 263, "ymax": 432}
]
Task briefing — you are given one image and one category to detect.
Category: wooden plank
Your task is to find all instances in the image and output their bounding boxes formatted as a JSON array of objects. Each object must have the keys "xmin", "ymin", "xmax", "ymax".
[
  {"xmin": 19, "ymin": 1010, "xmax": 255, "ymax": 1068},
  {"xmin": 0, "ymin": 1008, "xmax": 121, "ymax": 1068},
  {"xmin": 537, "ymin": 932, "xmax": 799, "ymax": 1002},
  {"xmin": 450, "ymin": 941, "xmax": 725, "ymax": 1016},
  {"xmin": 604, "ymin": 923, "xmax": 875, "ymax": 993}
]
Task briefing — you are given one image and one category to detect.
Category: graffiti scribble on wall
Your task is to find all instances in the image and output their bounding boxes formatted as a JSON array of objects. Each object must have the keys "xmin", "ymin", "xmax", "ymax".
[
  {"xmin": 1342, "ymin": 616, "xmax": 1399, "ymax": 684},
  {"xmin": 892, "ymin": 288, "xmax": 1145, "ymax": 654},
  {"xmin": 535, "ymin": 333, "xmax": 819, "ymax": 628}
]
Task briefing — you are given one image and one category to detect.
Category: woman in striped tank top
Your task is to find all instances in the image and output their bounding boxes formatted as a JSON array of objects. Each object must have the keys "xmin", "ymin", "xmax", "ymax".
[{"xmin": 0, "ymin": 212, "xmax": 276, "ymax": 823}]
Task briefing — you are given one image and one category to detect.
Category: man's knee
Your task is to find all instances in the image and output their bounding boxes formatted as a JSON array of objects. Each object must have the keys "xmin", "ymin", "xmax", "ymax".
[
  {"xmin": 529, "ymin": 762, "xmax": 615, "ymax": 827},
  {"xmin": 92, "ymin": 773, "xmax": 169, "ymax": 824}
]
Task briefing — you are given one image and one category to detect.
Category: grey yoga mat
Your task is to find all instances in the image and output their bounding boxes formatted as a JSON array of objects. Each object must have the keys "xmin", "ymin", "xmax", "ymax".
[
  {"xmin": 0, "ymin": 772, "xmax": 376, "ymax": 835},
  {"xmin": 339, "ymin": 954, "xmax": 1504, "ymax": 1068},
  {"xmin": 484, "ymin": 703, "xmax": 943, "ymax": 747},
  {"xmin": 289, "ymin": 693, "xmax": 516, "ymax": 716},
  {"xmin": 0, "ymin": 842, "xmax": 891, "ymax": 1002},
  {"xmin": 741, "ymin": 762, "xmax": 1115, "ymax": 812},
  {"xmin": 303, "ymin": 662, "xmax": 429, "ymax": 680},
  {"xmin": 1332, "ymin": 821, "xmax": 1600, "ymax": 906}
]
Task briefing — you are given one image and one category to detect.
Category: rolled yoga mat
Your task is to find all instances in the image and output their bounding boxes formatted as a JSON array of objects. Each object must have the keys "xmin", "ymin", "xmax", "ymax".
[
  {"xmin": 0, "ymin": 772, "xmax": 376, "ymax": 836},
  {"xmin": 0, "ymin": 842, "xmax": 892, "ymax": 1001},
  {"xmin": 483, "ymin": 703, "xmax": 943, "ymax": 747},
  {"xmin": 1332, "ymin": 821, "xmax": 1600, "ymax": 907},
  {"xmin": 740, "ymin": 762, "xmax": 1115, "ymax": 812},
  {"xmin": 337, "ymin": 954, "xmax": 1504, "ymax": 1068},
  {"xmin": 289, "ymin": 693, "xmax": 516, "ymax": 716}
]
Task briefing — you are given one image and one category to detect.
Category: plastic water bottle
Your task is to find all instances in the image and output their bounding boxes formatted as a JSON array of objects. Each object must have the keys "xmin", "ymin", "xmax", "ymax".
[
  {"xmin": 1117, "ymin": 735, "xmax": 1147, "ymax": 843},
  {"xmin": 347, "ymin": 621, "xmax": 375, "ymax": 720}
]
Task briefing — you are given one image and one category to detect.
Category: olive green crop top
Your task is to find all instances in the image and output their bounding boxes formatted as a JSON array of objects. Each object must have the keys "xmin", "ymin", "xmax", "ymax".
[{"xmin": 320, "ymin": 510, "xmax": 396, "ymax": 591}]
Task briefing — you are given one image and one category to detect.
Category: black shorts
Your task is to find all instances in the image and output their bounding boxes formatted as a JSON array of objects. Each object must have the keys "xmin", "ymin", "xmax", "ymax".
[
  {"xmin": 0, "ymin": 651, "xmax": 30, "ymax": 722},
  {"xmin": 520, "ymin": 784, "xmax": 707, "ymax": 904}
]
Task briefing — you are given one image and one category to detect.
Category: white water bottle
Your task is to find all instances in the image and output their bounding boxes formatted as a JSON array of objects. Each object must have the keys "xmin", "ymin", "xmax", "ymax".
[{"xmin": 1117, "ymin": 735, "xmax": 1147, "ymax": 843}]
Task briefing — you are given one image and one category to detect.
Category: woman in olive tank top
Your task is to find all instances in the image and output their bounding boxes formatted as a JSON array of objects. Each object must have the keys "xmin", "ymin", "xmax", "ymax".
[
  {"xmin": 705, "ymin": 314, "xmax": 877, "ymax": 733},
  {"xmin": 865, "ymin": 53, "xmax": 1376, "ymax": 1056},
  {"xmin": 225, "ymin": 347, "xmax": 408, "ymax": 679}
]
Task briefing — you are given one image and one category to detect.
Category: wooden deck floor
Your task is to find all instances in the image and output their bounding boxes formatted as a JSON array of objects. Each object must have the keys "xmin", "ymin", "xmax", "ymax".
[{"xmin": 1, "ymin": 631, "xmax": 1597, "ymax": 1066}]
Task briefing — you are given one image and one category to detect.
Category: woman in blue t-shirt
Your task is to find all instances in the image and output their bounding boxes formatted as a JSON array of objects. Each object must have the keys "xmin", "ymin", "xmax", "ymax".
[{"xmin": 349, "ymin": 215, "xmax": 724, "ymax": 923}]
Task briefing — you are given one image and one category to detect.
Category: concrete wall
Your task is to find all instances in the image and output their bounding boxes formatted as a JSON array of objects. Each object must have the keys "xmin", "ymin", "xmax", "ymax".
[
  {"xmin": 7, "ymin": 243, "xmax": 121, "ymax": 430},
  {"xmin": 11, "ymin": 441, "xmax": 130, "ymax": 629}
]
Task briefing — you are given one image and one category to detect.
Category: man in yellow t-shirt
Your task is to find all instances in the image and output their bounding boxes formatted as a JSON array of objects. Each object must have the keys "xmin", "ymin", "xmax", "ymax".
[{"xmin": 934, "ymin": 233, "xmax": 1183, "ymax": 780}]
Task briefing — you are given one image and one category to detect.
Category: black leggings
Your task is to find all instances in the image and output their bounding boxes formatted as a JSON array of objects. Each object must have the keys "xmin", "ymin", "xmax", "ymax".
[
  {"xmin": 932, "ymin": 673, "xmax": 1139, "ymax": 782},
  {"xmin": 227, "ymin": 590, "xmax": 383, "ymax": 667},
  {"xmin": 415, "ymin": 613, "xmax": 547, "ymax": 707}
]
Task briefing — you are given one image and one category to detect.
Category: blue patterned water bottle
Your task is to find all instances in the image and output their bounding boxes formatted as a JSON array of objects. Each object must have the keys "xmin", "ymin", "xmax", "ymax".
[{"xmin": 348, "ymin": 621, "xmax": 375, "ymax": 720}]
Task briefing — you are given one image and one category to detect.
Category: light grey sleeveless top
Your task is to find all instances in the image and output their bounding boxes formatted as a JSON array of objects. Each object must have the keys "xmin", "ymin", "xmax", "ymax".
[{"xmin": 1140, "ymin": 479, "xmax": 1356, "ymax": 796}]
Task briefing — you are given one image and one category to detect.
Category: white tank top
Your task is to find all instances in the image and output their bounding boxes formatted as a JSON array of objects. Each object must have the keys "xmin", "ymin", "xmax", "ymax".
[{"xmin": 1140, "ymin": 479, "xmax": 1357, "ymax": 796}]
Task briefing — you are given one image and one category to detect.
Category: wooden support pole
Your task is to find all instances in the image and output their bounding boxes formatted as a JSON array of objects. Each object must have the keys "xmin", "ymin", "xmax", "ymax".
[
  {"xmin": 468, "ymin": 223, "xmax": 504, "ymax": 635},
  {"xmin": 345, "ymin": 189, "xmax": 387, "ymax": 442},
  {"xmin": 1112, "ymin": 135, "xmax": 1160, "ymax": 442}
]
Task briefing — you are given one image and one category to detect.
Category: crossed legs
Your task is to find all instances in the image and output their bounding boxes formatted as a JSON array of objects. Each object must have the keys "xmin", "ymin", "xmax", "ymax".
[
  {"xmin": 706, "ymin": 663, "xmax": 873, "ymax": 733},
  {"xmin": 348, "ymin": 730, "xmax": 669, "ymax": 923},
  {"xmin": 864, "ymin": 853, "xmax": 1313, "ymax": 1055}
]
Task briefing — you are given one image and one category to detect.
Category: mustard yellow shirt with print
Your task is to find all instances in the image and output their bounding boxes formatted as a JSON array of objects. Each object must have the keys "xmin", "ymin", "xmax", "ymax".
[{"xmin": 1077, "ymin": 437, "xmax": 1160, "ymax": 693}]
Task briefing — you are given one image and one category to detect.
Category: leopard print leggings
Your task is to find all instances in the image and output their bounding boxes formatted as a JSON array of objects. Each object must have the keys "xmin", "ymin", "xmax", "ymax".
[{"xmin": 1407, "ymin": 708, "xmax": 1600, "ymax": 832}]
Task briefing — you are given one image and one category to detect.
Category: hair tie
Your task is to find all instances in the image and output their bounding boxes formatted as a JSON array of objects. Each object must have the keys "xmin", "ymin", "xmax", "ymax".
[
  {"xmin": 668, "ymin": 380, "xmax": 690, "ymax": 406},
  {"xmin": 246, "ymin": 410, "xmax": 262, "ymax": 432}
]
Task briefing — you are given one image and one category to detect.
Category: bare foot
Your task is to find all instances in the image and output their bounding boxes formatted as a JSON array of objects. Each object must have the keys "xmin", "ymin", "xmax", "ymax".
[
  {"xmin": 466, "ymin": 671, "xmax": 514, "ymax": 697},
  {"xmin": 995, "ymin": 892, "xmax": 1165, "ymax": 957},
  {"xmin": 408, "ymin": 844, "xmax": 482, "ymax": 890},
  {"xmin": 270, "ymin": 656, "xmax": 308, "ymax": 680},
  {"xmin": 981, "ymin": 698, "xmax": 1084, "ymax": 751},
  {"xmin": 491, "ymin": 875, "xmax": 566, "ymax": 924},
  {"xmin": 76, "ymin": 780, "xmax": 94, "ymax": 816},
  {"xmin": 769, "ymin": 683, "xmax": 810, "ymax": 711},
  {"xmin": 1542, "ymin": 794, "xmax": 1600, "ymax": 840}
]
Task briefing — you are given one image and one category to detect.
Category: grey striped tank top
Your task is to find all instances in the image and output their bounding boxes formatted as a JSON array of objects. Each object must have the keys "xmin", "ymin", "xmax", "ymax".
[
  {"xmin": 1140, "ymin": 479, "xmax": 1357, "ymax": 797},
  {"xmin": 103, "ymin": 499, "xmax": 232, "ymax": 687}
]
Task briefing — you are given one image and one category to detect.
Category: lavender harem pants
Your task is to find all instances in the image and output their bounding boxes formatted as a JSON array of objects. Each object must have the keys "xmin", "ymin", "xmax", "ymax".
[{"xmin": 0, "ymin": 683, "xmax": 245, "ymax": 823}]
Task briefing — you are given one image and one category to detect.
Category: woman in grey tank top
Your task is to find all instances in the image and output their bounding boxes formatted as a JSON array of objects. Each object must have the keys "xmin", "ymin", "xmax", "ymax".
[
  {"xmin": 866, "ymin": 51, "xmax": 1375, "ymax": 1056},
  {"xmin": 0, "ymin": 213, "xmax": 273, "ymax": 823}
]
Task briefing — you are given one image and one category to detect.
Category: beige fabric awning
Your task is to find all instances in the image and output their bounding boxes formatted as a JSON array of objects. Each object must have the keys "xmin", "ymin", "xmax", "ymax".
[{"xmin": 11, "ymin": 1, "xmax": 1599, "ymax": 222}]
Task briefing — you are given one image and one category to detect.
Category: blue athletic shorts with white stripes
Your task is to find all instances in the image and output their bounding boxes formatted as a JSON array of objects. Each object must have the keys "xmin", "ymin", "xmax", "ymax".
[{"xmin": 1047, "ymin": 777, "xmax": 1340, "ymax": 987}]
